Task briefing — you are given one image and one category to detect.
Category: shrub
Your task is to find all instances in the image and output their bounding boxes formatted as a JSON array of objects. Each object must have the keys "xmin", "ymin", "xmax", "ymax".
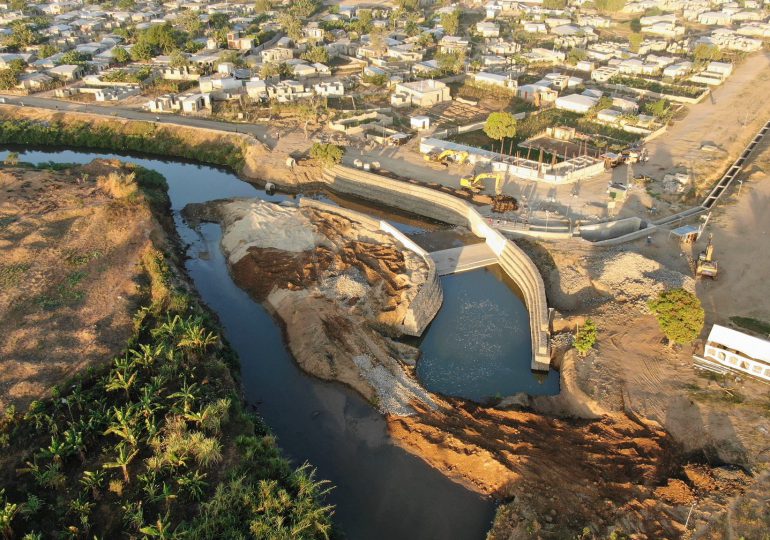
[
  {"xmin": 574, "ymin": 319, "xmax": 598, "ymax": 356},
  {"xmin": 310, "ymin": 143, "xmax": 344, "ymax": 168},
  {"xmin": 648, "ymin": 288, "xmax": 704, "ymax": 345}
]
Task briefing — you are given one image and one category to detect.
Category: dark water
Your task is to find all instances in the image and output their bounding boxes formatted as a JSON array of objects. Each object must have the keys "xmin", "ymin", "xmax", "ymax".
[
  {"xmin": 1, "ymin": 147, "xmax": 496, "ymax": 540},
  {"xmin": 414, "ymin": 266, "xmax": 560, "ymax": 403}
]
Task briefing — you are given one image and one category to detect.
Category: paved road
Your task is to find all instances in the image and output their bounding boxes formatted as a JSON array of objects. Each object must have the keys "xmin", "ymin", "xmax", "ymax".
[{"xmin": 0, "ymin": 94, "xmax": 271, "ymax": 140}]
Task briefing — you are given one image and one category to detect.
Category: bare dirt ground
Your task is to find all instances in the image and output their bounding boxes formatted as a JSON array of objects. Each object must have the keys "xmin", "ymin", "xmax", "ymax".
[
  {"xmin": 0, "ymin": 161, "xmax": 164, "ymax": 410},
  {"xmin": 505, "ymin": 134, "xmax": 770, "ymax": 537},
  {"xmin": 636, "ymin": 51, "xmax": 770, "ymax": 195}
]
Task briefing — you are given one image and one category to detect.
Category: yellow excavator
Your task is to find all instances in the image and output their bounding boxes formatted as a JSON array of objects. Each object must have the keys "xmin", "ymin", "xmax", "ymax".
[
  {"xmin": 696, "ymin": 235, "xmax": 718, "ymax": 279},
  {"xmin": 424, "ymin": 149, "xmax": 470, "ymax": 166},
  {"xmin": 460, "ymin": 172, "xmax": 504, "ymax": 195}
]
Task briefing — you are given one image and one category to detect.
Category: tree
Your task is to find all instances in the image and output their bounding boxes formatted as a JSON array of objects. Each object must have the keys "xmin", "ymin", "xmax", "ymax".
[
  {"xmin": 484, "ymin": 111, "xmax": 517, "ymax": 154},
  {"xmin": 254, "ymin": 0, "xmax": 273, "ymax": 12},
  {"xmin": 288, "ymin": 0, "xmax": 319, "ymax": 18},
  {"xmin": 169, "ymin": 49, "xmax": 190, "ymax": 68},
  {"xmin": 59, "ymin": 50, "xmax": 90, "ymax": 65},
  {"xmin": 628, "ymin": 32, "xmax": 643, "ymax": 53},
  {"xmin": 566, "ymin": 48, "xmax": 587, "ymax": 65},
  {"xmin": 118, "ymin": 0, "xmax": 136, "ymax": 8},
  {"xmin": 130, "ymin": 41, "xmax": 153, "ymax": 61},
  {"xmin": 648, "ymin": 288, "xmax": 704, "ymax": 345},
  {"xmin": 0, "ymin": 69, "xmax": 20, "ymax": 91},
  {"xmin": 693, "ymin": 43, "xmax": 722, "ymax": 63},
  {"xmin": 643, "ymin": 98, "xmax": 671, "ymax": 120},
  {"xmin": 630, "ymin": 18, "xmax": 642, "ymax": 32},
  {"xmin": 594, "ymin": 0, "xmax": 626, "ymax": 11},
  {"xmin": 38, "ymin": 43, "xmax": 57, "ymax": 58},
  {"xmin": 176, "ymin": 10, "xmax": 202, "ymax": 37},
  {"xmin": 573, "ymin": 319, "xmax": 598, "ymax": 356},
  {"xmin": 543, "ymin": 0, "xmax": 567, "ymax": 8},
  {"xmin": 113, "ymin": 46, "xmax": 130, "ymax": 64},
  {"xmin": 440, "ymin": 9, "xmax": 461, "ymax": 36},
  {"xmin": 310, "ymin": 143, "xmax": 344, "ymax": 167},
  {"xmin": 301, "ymin": 45, "xmax": 329, "ymax": 64},
  {"xmin": 3, "ymin": 152, "xmax": 19, "ymax": 166},
  {"xmin": 435, "ymin": 50, "xmax": 465, "ymax": 74},
  {"xmin": 278, "ymin": 13, "xmax": 303, "ymax": 41}
]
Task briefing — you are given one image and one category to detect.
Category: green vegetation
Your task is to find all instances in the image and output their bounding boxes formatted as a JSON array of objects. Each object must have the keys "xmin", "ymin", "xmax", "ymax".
[
  {"xmin": 112, "ymin": 46, "xmax": 131, "ymax": 64},
  {"xmin": 543, "ymin": 0, "xmax": 567, "ymax": 8},
  {"xmin": 301, "ymin": 46, "xmax": 330, "ymax": 64},
  {"xmin": 484, "ymin": 111, "xmax": 518, "ymax": 154},
  {"xmin": 0, "ymin": 59, "xmax": 25, "ymax": 90},
  {"xmin": 648, "ymin": 288, "xmax": 705, "ymax": 345},
  {"xmin": 440, "ymin": 9, "xmax": 461, "ymax": 36},
  {"xmin": 566, "ymin": 48, "xmax": 587, "ymax": 65},
  {"xmin": 594, "ymin": 0, "xmax": 626, "ymax": 12},
  {"xmin": 0, "ymin": 119, "xmax": 245, "ymax": 172},
  {"xmin": 435, "ymin": 50, "xmax": 466, "ymax": 75},
  {"xmin": 310, "ymin": 143, "xmax": 344, "ymax": 167},
  {"xmin": 573, "ymin": 319, "xmax": 598, "ymax": 356},
  {"xmin": 693, "ymin": 43, "xmax": 723, "ymax": 63},
  {"xmin": 101, "ymin": 66, "xmax": 153, "ymax": 84},
  {"xmin": 59, "ymin": 50, "xmax": 91, "ymax": 65},
  {"xmin": 729, "ymin": 316, "xmax": 770, "ymax": 336},
  {"xmin": 0, "ymin": 169, "xmax": 334, "ymax": 538},
  {"xmin": 609, "ymin": 75, "xmax": 707, "ymax": 99},
  {"xmin": 131, "ymin": 23, "xmax": 189, "ymax": 61}
]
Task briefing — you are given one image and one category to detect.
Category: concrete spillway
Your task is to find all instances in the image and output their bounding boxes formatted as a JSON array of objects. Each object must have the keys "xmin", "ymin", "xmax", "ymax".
[{"xmin": 430, "ymin": 243, "xmax": 498, "ymax": 276}]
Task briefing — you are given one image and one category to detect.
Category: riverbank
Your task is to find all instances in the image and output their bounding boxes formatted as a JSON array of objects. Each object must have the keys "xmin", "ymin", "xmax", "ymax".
[
  {"xmin": 184, "ymin": 196, "xmax": 441, "ymax": 416},
  {"xmin": 0, "ymin": 160, "xmax": 334, "ymax": 537}
]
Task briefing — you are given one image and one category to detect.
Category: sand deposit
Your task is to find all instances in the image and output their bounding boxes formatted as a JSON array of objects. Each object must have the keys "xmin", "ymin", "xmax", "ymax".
[{"xmin": 185, "ymin": 198, "xmax": 440, "ymax": 416}]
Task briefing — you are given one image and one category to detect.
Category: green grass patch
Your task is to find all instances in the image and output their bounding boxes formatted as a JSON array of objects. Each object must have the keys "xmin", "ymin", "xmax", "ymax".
[
  {"xmin": 36, "ymin": 270, "xmax": 87, "ymax": 310},
  {"xmin": 0, "ymin": 263, "xmax": 30, "ymax": 291},
  {"xmin": 730, "ymin": 316, "xmax": 770, "ymax": 336}
]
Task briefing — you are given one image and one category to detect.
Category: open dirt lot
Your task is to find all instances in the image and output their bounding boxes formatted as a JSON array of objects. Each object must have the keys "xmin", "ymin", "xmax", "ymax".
[
  {"xmin": 637, "ymin": 51, "xmax": 770, "ymax": 194},
  {"xmin": 0, "ymin": 160, "xmax": 164, "ymax": 410},
  {"xmin": 513, "ymin": 131, "xmax": 770, "ymax": 537}
]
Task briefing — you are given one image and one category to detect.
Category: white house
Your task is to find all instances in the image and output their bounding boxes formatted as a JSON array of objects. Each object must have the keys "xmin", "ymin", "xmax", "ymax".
[
  {"xmin": 697, "ymin": 324, "xmax": 770, "ymax": 382},
  {"xmin": 390, "ymin": 79, "xmax": 451, "ymax": 108},
  {"xmin": 476, "ymin": 21, "xmax": 500, "ymax": 37},
  {"xmin": 472, "ymin": 71, "xmax": 518, "ymax": 92},
  {"xmin": 554, "ymin": 93, "xmax": 598, "ymax": 113}
]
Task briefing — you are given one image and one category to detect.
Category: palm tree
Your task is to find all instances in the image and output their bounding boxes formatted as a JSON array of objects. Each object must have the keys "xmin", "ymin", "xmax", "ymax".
[{"xmin": 103, "ymin": 444, "xmax": 139, "ymax": 484}]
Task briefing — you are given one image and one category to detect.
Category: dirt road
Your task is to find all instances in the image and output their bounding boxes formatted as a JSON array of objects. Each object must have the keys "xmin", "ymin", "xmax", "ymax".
[{"xmin": 637, "ymin": 50, "xmax": 770, "ymax": 191}]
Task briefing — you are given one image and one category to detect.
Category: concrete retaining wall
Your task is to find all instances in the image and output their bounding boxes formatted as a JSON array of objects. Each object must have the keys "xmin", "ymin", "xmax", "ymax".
[
  {"xmin": 322, "ymin": 165, "xmax": 551, "ymax": 371},
  {"xmin": 298, "ymin": 198, "xmax": 442, "ymax": 337},
  {"xmin": 579, "ymin": 216, "xmax": 645, "ymax": 242}
]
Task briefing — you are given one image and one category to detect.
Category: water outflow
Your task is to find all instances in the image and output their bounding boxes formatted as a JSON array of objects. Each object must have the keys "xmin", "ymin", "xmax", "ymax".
[
  {"xmin": 1, "ymin": 148, "xmax": 495, "ymax": 540},
  {"xmin": 415, "ymin": 266, "xmax": 559, "ymax": 403}
]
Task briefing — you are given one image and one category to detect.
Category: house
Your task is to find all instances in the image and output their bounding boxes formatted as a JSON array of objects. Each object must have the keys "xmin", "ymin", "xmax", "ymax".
[
  {"xmin": 554, "ymin": 93, "xmax": 598, "ymax": 113},
  {"xmin": 663, "ymin": 61, "xmax": 693, "ymax": 78},
  {"xmin": 313, "ymin": 81, "xmax": 344, "ymax": 96},
  {"xmin": 472, "ymin": 71, "xmax": 518, "ymax": 92},
  {"xmin": 697, "ymin": 324, "xmax": 770, "ymax": 382},
  {"xmin": 261, "ymin": 46, "xmax": 293, "ymax": 64},
  {"xmin": 591, "ymin": 65, "xmax": 619, "ymax": 82},
  {"xmin": 16, "ymin": 72, "xmax": 54, "ymax": 90},
  {"xmin": 390, "ymin": 79, "xmax": 451, "ymax": 108},
  {"xmin": 438, "ymin": 36, "xmax": 470, "ymax": 54},
  {"xmin": 411, "ymin": 115, "xmax": 430, "ymax": 130},
  {"xmin": 180, "ymin": 93, "xmax": 212, "ymax": 114},
  {"xmin": 47, "ymin": 64, "xmax": 84, "ymax": 81},
  {"xmin": 476, "ymin": 22, "xmax": 500, "ymax": 37},
  {"xmin": 517, "ymin": 82, "xmax": 558, "ymax": 105},
  {"xmin": 266, "ymin": 80, "xmax": 311, "ymax": 102}
]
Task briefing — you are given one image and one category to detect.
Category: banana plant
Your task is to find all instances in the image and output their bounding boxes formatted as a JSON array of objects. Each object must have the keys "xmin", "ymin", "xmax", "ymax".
[
  {"xmin": 103, "ymin": 444, "xmax": 139, "ymax": 484},
  {"xmin": 129, "ymin": 343, "xmax": 166, "ymax": 368},
  {"xmin": 138, "ymin": 512, "xmax": 174, "ymax": 540},
  {"xmin": 0, "ymin": 489, "xmax": 18, "ymax": 540},
  {"xmin": 167, "ymin": 380, "xmax": 199, "ymax": 414},
  {"xmin": 41, "ymin": 435, "xmax": 71, "ymax": 464},
  {"xmin": 80, "ymin": 470, "xmax": 105, "ymax": 500},
  {"xmin": 63, "ymin": 427, "xmax": 87, "ymax": 464},
  {"xmin": 106, "ymin": 361, "xmax": 138, "ymax": 400},
  {"xmin": 104, "ymin": 405, "xmax": 140, "ymax": 448}
]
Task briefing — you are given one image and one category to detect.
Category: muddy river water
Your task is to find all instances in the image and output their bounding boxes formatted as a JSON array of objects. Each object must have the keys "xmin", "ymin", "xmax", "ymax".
[{"xmin": 2, "ymin": 147, "xmax": 558, "ymax": 539}]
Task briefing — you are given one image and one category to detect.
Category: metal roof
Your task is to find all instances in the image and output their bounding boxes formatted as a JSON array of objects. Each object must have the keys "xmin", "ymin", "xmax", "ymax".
[{"xmin": 707, "ymin": 324, "xmax": 770, "ymax": 364}]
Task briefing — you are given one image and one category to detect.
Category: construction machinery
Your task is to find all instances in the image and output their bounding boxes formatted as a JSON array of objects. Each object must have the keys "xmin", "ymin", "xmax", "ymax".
[
  {"xmin": 696, "ymin": 235, "xmax": 719, "ymax": 279},
  {"xmin": 460, "ymin": 172, "xmax": 504, "ymax": 195},
  {"xmin": 424, "ymin": 149, "xmax": 470, "ymax": 166}
]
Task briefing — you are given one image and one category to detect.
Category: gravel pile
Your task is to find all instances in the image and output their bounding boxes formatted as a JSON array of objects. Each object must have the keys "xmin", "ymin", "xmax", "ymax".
[
  {"xmin": 354, "ymin": 354, "xmax": 437, "ymax": 416},
  {"xmin": 593, "ymin": 251, "xmax": 695, "ymax": 311}
]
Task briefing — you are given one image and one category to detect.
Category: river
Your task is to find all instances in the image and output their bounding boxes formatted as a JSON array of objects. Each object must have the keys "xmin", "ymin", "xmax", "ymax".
[{"xmin": 1, "ymin": 147, "xmax": 499, "ymax": 540}]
